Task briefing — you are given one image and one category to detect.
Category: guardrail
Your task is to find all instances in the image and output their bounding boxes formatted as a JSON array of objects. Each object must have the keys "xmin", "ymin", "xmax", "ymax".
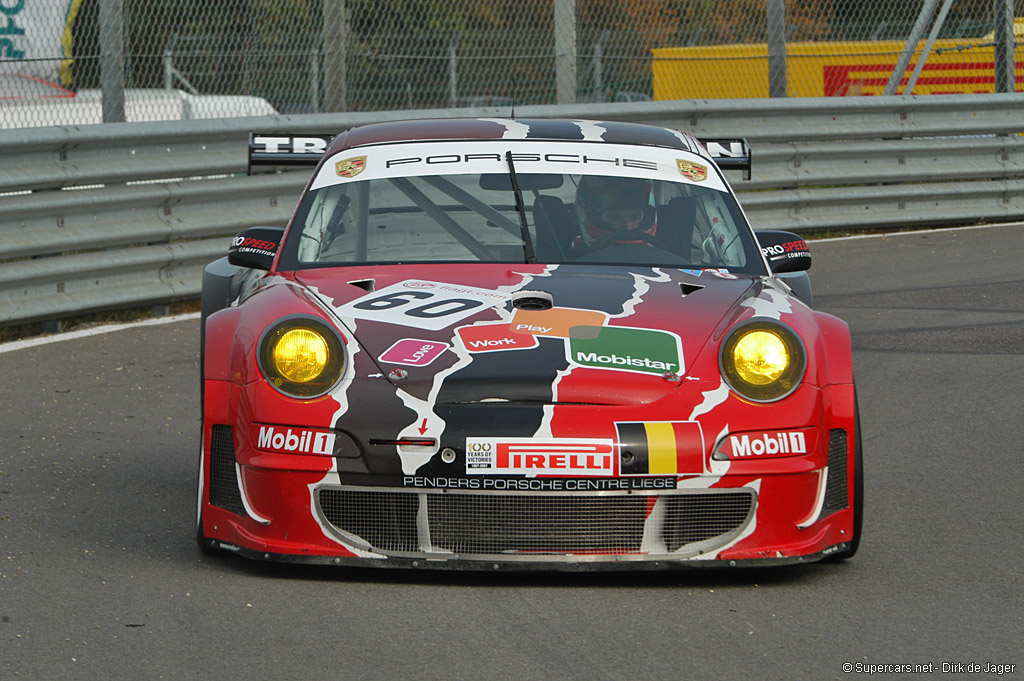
[{"xmin": 2, "ymin": 94, "xmax": 1023, "ymax": 327}]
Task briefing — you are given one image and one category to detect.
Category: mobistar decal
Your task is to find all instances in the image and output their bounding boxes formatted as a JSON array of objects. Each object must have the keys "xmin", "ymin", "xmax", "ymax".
[{"xmin": 568, "ymin": 326, "xmax": 683, "ymax": 376}]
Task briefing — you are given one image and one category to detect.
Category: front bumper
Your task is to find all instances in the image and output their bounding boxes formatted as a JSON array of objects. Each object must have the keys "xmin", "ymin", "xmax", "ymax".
[{"xmin": 199, "ymin": 379, "xmax": 857, "ymax": 569}]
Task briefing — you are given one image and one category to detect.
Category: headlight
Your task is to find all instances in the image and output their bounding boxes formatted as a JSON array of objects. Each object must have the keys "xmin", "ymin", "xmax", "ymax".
[
  {"xmin": 258, "ymin": 316, "xmax": 346, "ymax": 398},
  {"xmin": 720, "ymin": 320, "xmax": 805, "ymax": 402}
]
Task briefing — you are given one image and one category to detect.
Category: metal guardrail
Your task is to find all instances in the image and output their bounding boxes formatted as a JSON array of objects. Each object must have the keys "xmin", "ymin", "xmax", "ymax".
[{"xmin": 2, "ymin": 94, "xmax": 1023, "ymax": 327}]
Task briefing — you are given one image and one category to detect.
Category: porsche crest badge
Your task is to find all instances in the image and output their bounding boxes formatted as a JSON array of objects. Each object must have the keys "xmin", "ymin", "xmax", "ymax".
[
  {"xmin": 335, "ymin": 156, "xmax": 367, "ymax": 178},
  {"xmin": 677, "ymin": 160, "xmax": 707, "ymax": 182}
]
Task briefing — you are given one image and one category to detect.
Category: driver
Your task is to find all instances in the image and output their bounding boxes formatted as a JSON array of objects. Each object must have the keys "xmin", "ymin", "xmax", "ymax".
[{"xmin": 572, "ymin": 176, "xmax": 657, "ymax": 254}]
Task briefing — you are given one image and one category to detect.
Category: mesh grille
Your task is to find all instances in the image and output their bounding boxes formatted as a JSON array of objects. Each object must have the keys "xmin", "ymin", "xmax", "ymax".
[
  {"xmin": 427, "ymin": 494, "xmax": 649, "ymax": 554},
  {"xmin": 209, "ymin": 425, "xmax": 245, "ymax": 516},
  {"xmin": 318, "ymin": 489, "xmax": 419, "ymax": 552},
  {"xmin": 662, "ymin": 493, "xmax": 756, "ymax": 552},
  {"xmin": 316, "ymin": 488, "xmax": 754, "ymax": 558},
  {"xmin": 822, "ymin": 429, "xmax": 849, "ymax": 515}
]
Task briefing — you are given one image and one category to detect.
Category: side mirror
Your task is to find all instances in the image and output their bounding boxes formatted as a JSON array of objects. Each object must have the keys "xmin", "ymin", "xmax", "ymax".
[
  {"xmin": 756, "ymin": 230, "xmax": 811, "ymax": 274},
  {"xmin": 228, "ymin": 226, "xmax": 285, "ymax": 271}
]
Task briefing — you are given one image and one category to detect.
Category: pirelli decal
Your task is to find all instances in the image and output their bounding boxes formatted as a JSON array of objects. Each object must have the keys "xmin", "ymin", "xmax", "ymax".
[{"xmin": 616, "ymin": 421, "xmax": 705, "ymax": 476}]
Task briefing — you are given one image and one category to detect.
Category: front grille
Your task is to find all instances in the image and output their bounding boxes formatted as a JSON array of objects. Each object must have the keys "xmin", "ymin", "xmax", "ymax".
[
  {"xmin": 210, "ymin": 425, "xmax": 246, "ymax": 516},
  {"xmin": 316, "ymin": 487, "xmax": 755, "ymax": 559},
  {"xmin": 822, "ymin": 429, "xmax": 849, "ymax": 516},
  {"xmin": 317, "ymin": 489, "xmax": 419, "ymax": 552},
  {"xmin": 662, "ymin": 493, "xmax": 756, "ymax": 552},
  {"xmin": 427, "ymin": 494, "xmax": 649, "ymax": 554}
]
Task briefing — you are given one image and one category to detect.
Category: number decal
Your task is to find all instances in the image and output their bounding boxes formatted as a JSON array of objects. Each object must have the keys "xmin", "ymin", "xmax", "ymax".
[
  {"xmin": 353, "ymin": 290, "xmax": 433, "ymax": 311},
  {"xmin": 404, "ymin": 298, "xmax": 482, "ymax": 318},
  {"xmin": 335, "ymin": 280, "xmax": 510, "ymax": 330}
]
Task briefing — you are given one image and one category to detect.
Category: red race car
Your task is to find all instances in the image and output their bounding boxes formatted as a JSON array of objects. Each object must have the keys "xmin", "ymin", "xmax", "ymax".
[{"xmin": 198, "ymin": 118, "xmax": 861, "ymax": 569}]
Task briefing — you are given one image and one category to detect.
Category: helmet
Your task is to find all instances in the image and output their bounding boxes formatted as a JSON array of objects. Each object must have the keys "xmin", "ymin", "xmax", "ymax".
[{"xmin": 575, "ymin": 176, "xmax": 656, "ymax": 246}]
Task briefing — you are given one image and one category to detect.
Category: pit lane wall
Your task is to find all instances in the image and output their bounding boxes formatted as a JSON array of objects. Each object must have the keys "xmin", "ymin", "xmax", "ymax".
[{"xmin": 1, "ymin": 94, "xmax": 1023, "ymax": 328}]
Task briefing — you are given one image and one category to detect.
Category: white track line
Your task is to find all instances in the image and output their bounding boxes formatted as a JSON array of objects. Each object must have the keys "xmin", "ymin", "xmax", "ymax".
[
  {"xmin": 0, "ymin": 312, "xmax": 201, "ymax": 354},
  {"xmin": 812, "ymin": 221, "xmax": 1023, "ymax": 243}
]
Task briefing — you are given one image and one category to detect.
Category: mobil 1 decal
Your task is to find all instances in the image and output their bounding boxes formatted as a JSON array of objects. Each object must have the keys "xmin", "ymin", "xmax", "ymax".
[
  {"xmin": 616, "ymin": 421, "xmax": 706, "ymax": 476},
  {"xmin": 333, "ymin": 280, "xmax": 510, "ymax": 331},
  {"xmin": 567, "ymin": 325, "xmax": 683, "ymax": 376}
]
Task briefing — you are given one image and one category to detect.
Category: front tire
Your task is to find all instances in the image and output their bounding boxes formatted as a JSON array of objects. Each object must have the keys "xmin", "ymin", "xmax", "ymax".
[{"xmin": 196, "ymin": 438, "xmax": 216, "ymax": 555}]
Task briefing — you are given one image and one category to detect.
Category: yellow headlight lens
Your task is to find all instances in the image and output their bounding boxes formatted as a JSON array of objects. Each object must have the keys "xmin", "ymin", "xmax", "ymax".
[
  {"xmin": 273, "ymin": 328, "xmax": 329, "ymax": 383},
  {"xmin": 258, "ymin": 318, "xmax": 346, "ymax": 398},
  {"xmin": 720, "ymin": 321, "xmax": 806, "ymax": 402},
  {"xmin": 732, "ymin": 330, "xmax": 790, "ymax": 386}
]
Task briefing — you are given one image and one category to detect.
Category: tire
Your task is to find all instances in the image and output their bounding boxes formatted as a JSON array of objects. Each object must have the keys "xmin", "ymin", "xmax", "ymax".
[{"xmin": 195, "ymin": 434, "xmax": 217, "ymax": 556}]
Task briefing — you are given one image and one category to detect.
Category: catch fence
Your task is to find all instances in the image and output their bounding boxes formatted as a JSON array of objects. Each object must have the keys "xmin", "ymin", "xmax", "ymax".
[{"xmin": 1, "ymin": 1, "xmax": 1021, "ymax": 127}]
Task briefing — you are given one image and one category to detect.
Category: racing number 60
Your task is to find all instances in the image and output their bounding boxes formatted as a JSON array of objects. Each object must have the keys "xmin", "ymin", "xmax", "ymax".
[{"xmin": 352, "ymin": 290, "xmax": 483, "ymax": 319}]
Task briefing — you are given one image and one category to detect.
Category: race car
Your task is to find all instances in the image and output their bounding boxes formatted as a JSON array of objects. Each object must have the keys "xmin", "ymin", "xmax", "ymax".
[{"xmin": 198, "ymin": 118, "xmax": 862, "ymax": 569}]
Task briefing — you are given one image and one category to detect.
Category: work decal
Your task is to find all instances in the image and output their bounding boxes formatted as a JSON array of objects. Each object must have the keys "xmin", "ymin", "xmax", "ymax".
[
  {"xmin": 616, "ymin": 421, "xmax": 706, "ymax": 475},
  {"xmin": 456, "ymin": 323, "xmax": 539, "ymax": 353}
]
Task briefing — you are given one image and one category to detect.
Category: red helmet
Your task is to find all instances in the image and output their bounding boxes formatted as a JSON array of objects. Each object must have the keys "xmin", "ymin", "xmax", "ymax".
[{"xmin": 575, "ymin": 176, "xmax": 657, "ymax": 246}]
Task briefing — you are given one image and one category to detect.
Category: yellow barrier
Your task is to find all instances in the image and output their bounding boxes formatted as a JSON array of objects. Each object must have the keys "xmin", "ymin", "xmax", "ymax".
[{"xmin": 653, "ymin": 38, "xmax": 1024, "ymax": 98}]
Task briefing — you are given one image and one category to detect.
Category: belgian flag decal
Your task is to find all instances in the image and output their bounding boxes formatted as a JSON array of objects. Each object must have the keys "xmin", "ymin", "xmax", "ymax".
[{"xmin": 615, "ymin": 421, "xmax": 705, "ymax": 476}]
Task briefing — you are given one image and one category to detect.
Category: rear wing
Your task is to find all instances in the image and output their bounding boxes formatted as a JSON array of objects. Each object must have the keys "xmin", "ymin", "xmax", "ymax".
[
  {"xmin": 248, "ymin": 134, "xmax": 335, "ymax": 173},
  {"xmin": 701, "ymin": 139, "xmax": 751, "ymax": 180},
  {"xmin": 248, "ymin": 133, "xmax": 752, "ymax": 179}
]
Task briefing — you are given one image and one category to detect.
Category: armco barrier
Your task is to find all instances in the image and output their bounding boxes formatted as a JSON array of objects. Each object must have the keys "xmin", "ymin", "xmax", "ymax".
[{"xmin": 1, "ymin": 94, "xmax": 1023, "ymax": 327}]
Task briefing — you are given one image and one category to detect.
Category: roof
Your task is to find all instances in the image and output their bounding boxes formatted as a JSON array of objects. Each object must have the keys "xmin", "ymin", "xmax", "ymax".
[{"xmin": 330, "ymin": 118, "xmax": 696, "ymax": 155}]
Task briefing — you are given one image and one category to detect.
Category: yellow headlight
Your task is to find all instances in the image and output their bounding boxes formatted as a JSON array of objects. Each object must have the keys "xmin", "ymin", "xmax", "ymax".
[
  {"xmin": 258, "ymin": 318, "xmax": 346, "ymax": 398},
  {"xmin": 732, "ymin": 330, "xmax": 790, "ymax": 386},
  {"xmin": 720, "ymin": 321, "xmax": 806, "ymax": 402},
  {"xmin": 273, "ymin": 328, "xmax": 329, "ymax": 383}
]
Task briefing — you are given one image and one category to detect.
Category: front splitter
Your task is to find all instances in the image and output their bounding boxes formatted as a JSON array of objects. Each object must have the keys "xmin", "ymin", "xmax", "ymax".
[{"xmin": 200, "ymin": 538, "xmax": 850, "ymax": 571}]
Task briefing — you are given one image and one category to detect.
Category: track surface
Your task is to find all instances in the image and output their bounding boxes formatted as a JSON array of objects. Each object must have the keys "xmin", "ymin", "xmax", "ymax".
[{"xmin": 2, "ymin": 225, "xmax": 1022, "ymax": 680}]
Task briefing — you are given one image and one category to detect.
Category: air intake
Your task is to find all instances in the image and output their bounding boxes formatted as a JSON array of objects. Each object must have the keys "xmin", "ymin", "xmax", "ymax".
[
  {"xmin": 209, "ymin": 425, "xmax": 246, "ymax": 516},
  {"xmin": 821, "ymin": 429, "xmax": 849, "ymax": 516}
]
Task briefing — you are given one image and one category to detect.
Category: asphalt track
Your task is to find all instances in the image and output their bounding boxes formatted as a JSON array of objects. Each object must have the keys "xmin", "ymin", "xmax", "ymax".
[{"xmin": 1, "ymin": 224, "xmax": 1022, "ymax": 680}]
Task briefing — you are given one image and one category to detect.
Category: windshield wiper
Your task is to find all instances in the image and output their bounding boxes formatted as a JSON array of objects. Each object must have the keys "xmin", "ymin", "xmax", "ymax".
[{"xmin": 505, "ymin": 151, "xmax": 537, "ymax": 263}]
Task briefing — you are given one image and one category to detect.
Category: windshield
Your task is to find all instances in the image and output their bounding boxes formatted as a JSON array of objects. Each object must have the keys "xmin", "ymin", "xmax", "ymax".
[{"xmin": 276, "ymin": 141, "xmax": 766, "ymax": 274}]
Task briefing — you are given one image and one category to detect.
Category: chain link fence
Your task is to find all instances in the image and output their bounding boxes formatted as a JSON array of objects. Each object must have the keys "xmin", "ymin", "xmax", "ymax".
[{"xmin": 1, "ymin": 0, "xmax": 1021, "ymax": 128}]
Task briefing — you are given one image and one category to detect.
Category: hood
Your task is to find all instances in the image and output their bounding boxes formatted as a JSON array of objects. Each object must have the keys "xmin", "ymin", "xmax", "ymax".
[{"xmin": 294, "ymin": 264, "xmax": 773, "ymax": 406}]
